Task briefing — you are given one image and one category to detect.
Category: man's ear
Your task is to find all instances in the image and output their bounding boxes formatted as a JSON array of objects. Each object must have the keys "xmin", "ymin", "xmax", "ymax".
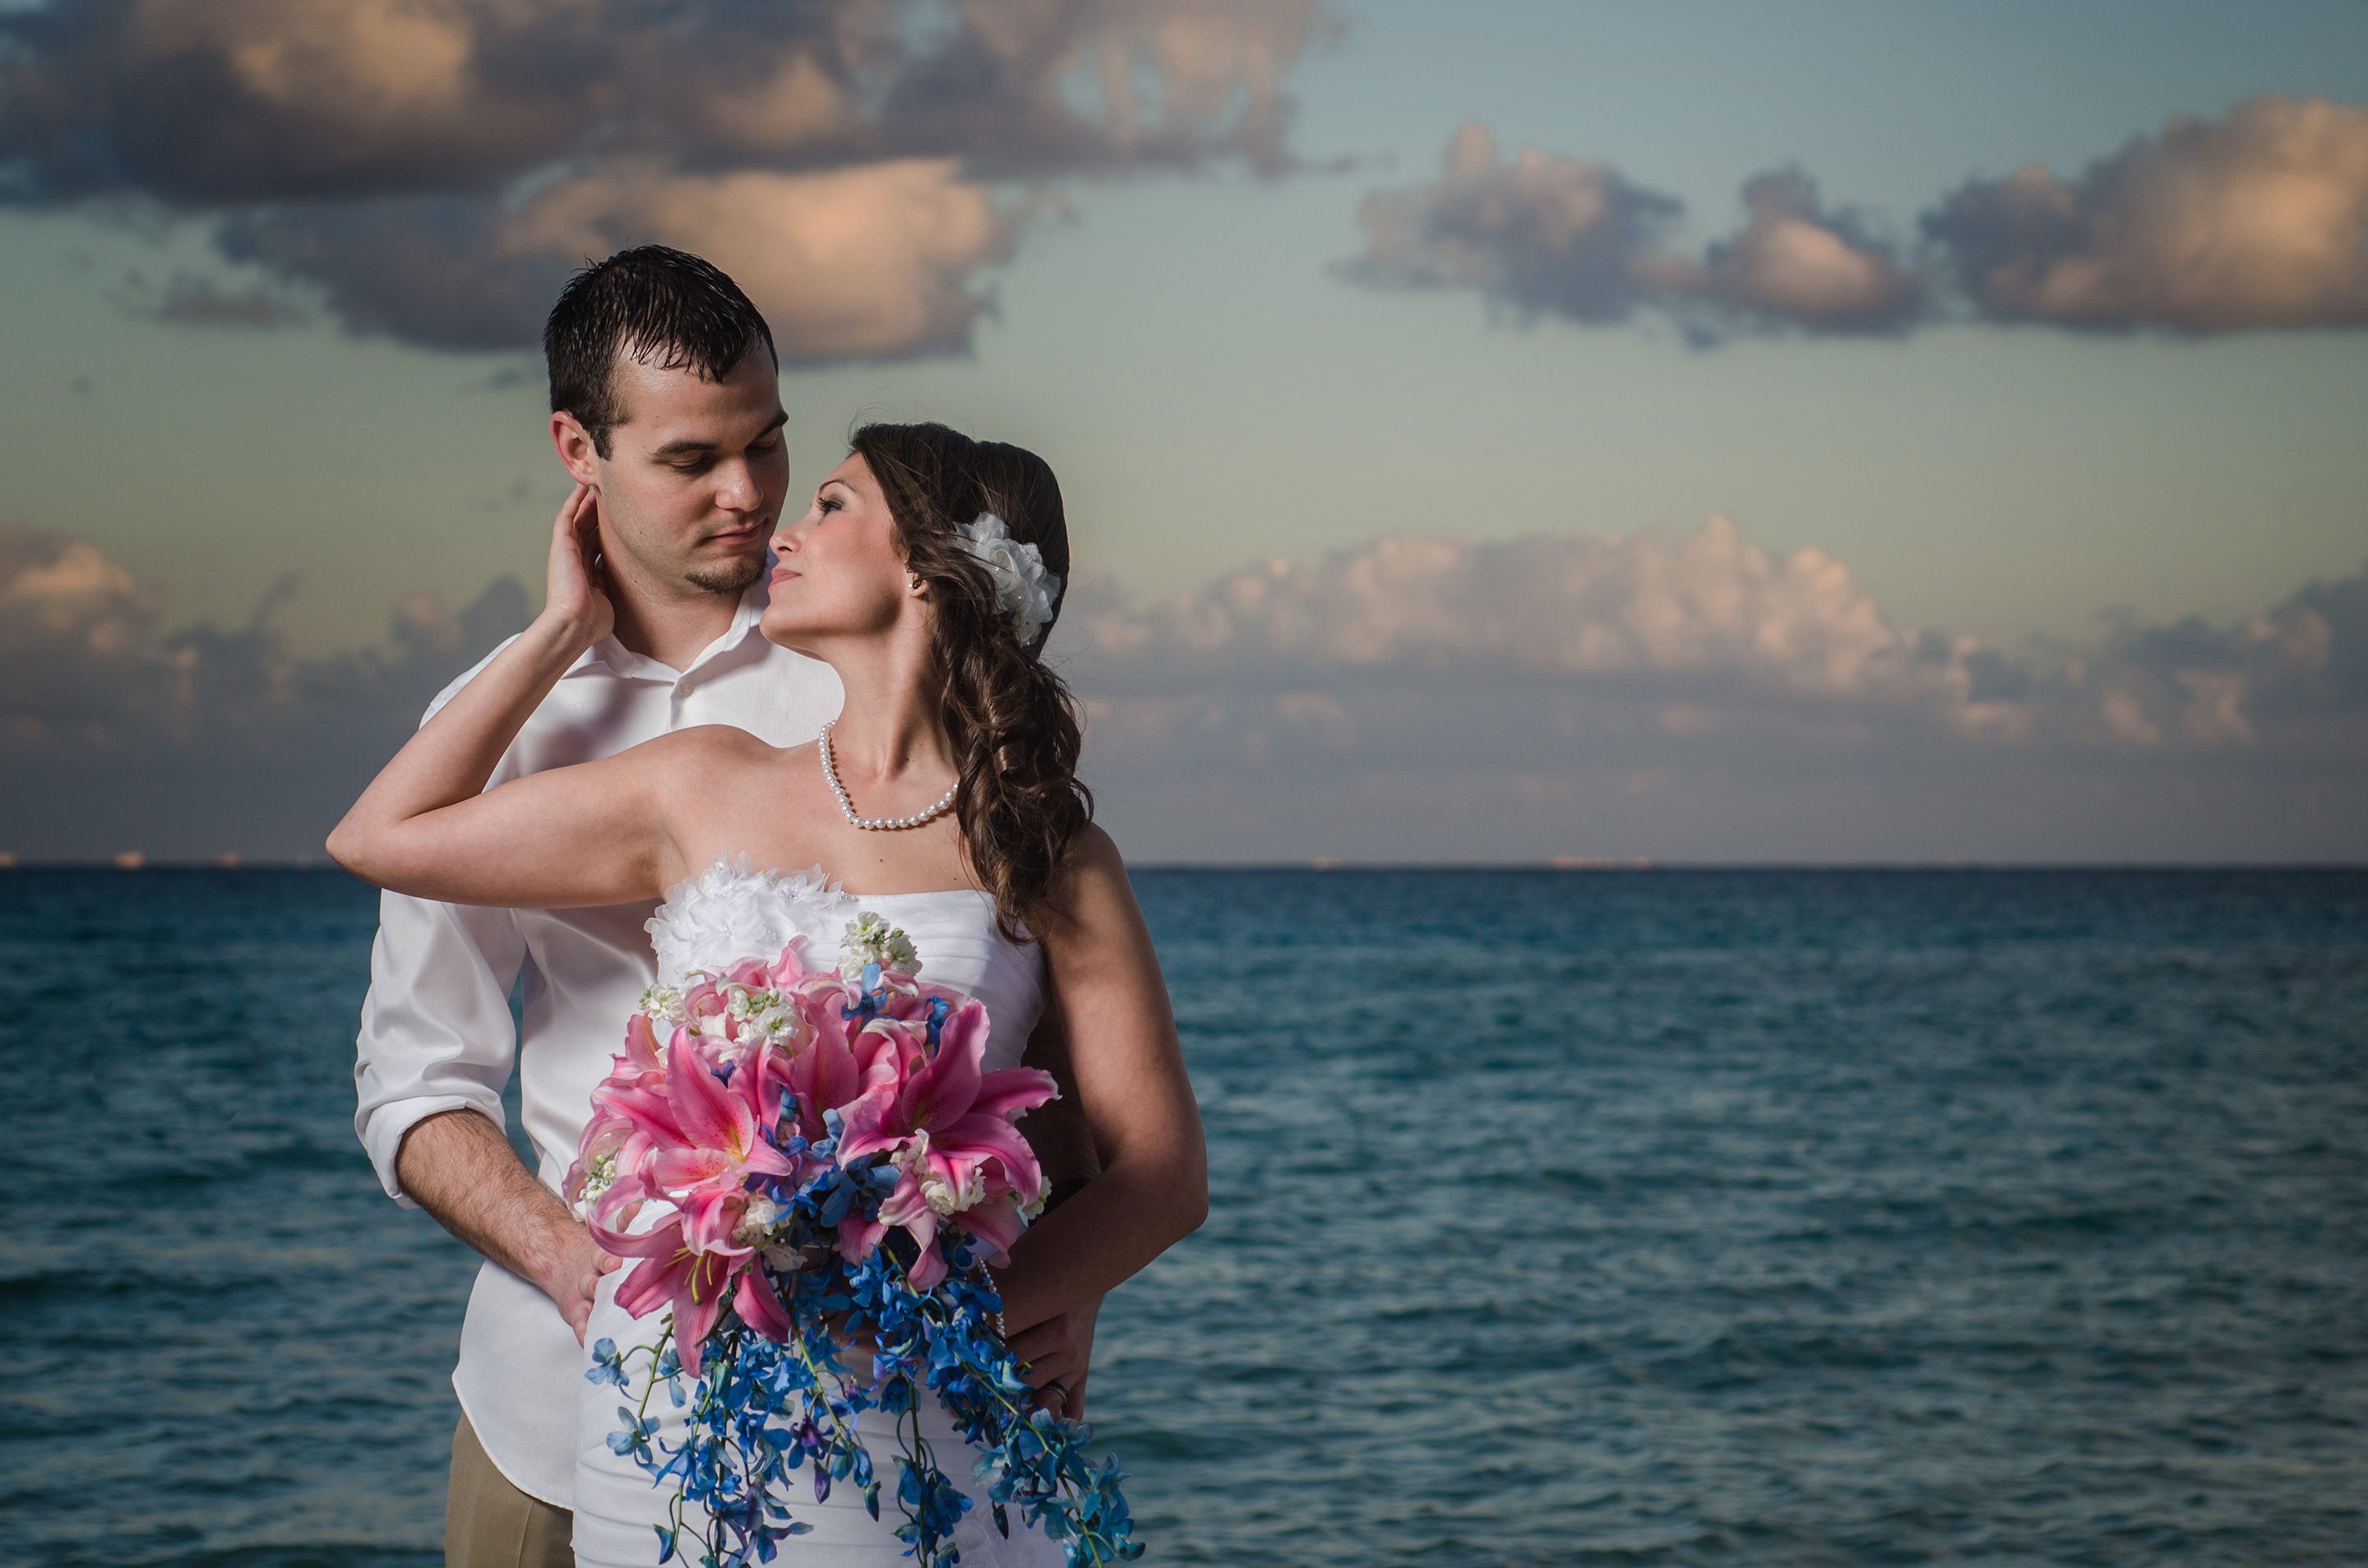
[{"xmin": 551, "ymin": 411, "xmax": 601, "ymax": 487}]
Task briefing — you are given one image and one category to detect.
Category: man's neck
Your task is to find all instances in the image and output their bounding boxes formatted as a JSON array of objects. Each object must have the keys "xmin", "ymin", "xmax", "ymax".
[{"xmin": 607, "ymin": 584, "xmax": 745, "ymax": 674}]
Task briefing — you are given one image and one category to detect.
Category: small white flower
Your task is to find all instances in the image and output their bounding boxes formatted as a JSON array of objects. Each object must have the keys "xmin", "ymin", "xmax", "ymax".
[
  {"xmin": 955, "ymin": 512, "xmax": 1061, "ymax": 647},
  {"xmin": 725, "ymin": 986, "xmax": 781, "ymax": 1023},
  {"xmin": 571, "ymin": 1151, "xmax": 618, "ymax": 1219},
  {"xmin": 920, "ymin": 1162, "xmax": 987, "ymax": 1216},
  {"xmin": 841, "ymin": 912, "xmax": 919, "ymax": 978},
  {"xmin": 637, "ymin": 982, "xmax": 687, "ymax": 1025},
  {"xmin": 892, "ymin": 1127, "xmax": 986, "ymax": 1215},
  {"xmin": 733, "ymin": 1195, "xmax": 784, "ymax": 1247}
]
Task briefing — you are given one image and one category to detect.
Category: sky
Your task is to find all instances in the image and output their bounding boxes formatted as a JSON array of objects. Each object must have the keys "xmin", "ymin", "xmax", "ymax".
[{"xmin": 2, "ymin": 0, "xmax": 2366, "ymax": 863}]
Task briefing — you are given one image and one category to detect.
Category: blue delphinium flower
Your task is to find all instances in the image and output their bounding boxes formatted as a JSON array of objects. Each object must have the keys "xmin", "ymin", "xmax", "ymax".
[
  {"xmin": 587, "ymin": 1338, "xmax": 631, "ymax": 1389},
  {"xmin": 609, "ymin": 1408, "xmax": 654, "ymax": 1463},
  {"xmin": 599, "ymin": 1161, "xmax": 1144, "ymax": 1567}
]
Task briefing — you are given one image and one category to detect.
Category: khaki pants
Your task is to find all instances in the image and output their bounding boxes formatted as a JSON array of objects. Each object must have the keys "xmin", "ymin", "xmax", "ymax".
[{"xmin": 447, "ymin": 1414, "xmax": 573, "ymax": 1568}]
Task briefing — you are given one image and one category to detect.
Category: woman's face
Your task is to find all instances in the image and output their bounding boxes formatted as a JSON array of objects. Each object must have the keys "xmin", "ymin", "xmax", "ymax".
[{"xmin": 762, "ymin": 452, "xmax": 918, "ymax": 654}]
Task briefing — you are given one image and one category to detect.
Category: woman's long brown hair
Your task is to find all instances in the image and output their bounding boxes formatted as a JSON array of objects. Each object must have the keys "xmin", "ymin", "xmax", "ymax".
[{"xmin": 847, "ymin": 422, "xmax": 1092, "ymax": 939}]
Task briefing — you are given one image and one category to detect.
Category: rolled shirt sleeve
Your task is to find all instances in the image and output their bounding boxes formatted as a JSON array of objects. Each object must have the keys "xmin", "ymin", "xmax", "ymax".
[
  {"xmin": 351, "ymin": 643, "xmax": 529, "ymax": 1208},
  {"xmin": 354, "ymin": 890, "xmax": 527, "ymax": 1206}
]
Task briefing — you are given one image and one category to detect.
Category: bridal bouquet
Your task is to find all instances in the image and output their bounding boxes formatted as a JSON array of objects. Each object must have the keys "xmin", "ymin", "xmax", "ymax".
[{"xmin": 567, "ymin": 916, "xmax": 1141, "ymax": 1568}]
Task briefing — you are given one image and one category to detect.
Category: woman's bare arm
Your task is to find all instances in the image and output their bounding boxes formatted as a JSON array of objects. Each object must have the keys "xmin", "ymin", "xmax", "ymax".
[
  {"xmin": 992, "ymin": 828, "xmax": 1207, "ymax": 1343},
  {"xmin": 326, "ymin": 485, "xmax": 686, "ymax": 909}
]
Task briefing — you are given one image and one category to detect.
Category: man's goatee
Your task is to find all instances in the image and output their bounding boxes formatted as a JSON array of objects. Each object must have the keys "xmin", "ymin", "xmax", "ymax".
[{"xmin": 686, "ymin": 558, "xmax": 765, "ymax": 595}]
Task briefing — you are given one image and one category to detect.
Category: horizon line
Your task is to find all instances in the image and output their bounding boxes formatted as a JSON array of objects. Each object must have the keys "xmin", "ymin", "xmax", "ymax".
[{"xmin": 4, "ymin": 856, "xmax": 2365, "ymax": 874}]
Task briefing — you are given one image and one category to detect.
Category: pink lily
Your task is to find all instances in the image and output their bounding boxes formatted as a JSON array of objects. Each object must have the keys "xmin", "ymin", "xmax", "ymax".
[
  {"xmin": 603, "ymin": 1213, "xmax": 735, "ymax": 1375},
  {"xmin": 759, "ymin": 937, "xmax": 820, "ymax": 991},
  {"xmin": 765, "ymin": 1016, "xmax": 866, "ymax": 1145},
  {"xmin": 636, "ymin": 1038, "xmax": 796, "ymax": 1252},
  {"xmin": 834, "ymin": 1001, "xmax": 1056, "ymax": 1287},
  {"xmin": 620, "ymin": 1011, "xmax": 667, "ymax": 1076}
]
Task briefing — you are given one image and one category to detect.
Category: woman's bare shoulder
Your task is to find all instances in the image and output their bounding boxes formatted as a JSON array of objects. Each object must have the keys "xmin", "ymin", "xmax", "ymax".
[
  {"xmin": 1040, "ymin": 825, "xmax": 1142, "ymax": 938},
  {"xmin": 619, "ymin": 727, "xmax": 812, "ymax": 816},
  {"xmin": 636, "ymin": 724, "xmax": 804, "ymax": 770},
  {"xmin": 1065, "ymin": 823, "xmax": 1129, "ymax": 881}
]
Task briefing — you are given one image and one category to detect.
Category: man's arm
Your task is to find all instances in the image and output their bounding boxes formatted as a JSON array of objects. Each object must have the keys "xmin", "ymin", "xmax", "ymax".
[
  {"xmin": 354, "ymin": 872, "xmax": 612, "ymax": 1339},
  {"xmin": 1011, "ymin": 1004, "xmax": 1105, "ymax": 1415},
  {"xmin": 990, "ymin": 830, "xmax": 1207, "ymax": 1422},
  {"xmin": 1020, "ymin": 999, "xmax": 1103, "ymax": 1193},
  {"xmin": 395, "ymin": 1107, "xmax": 618, "ymax": 1344},
  {"xmin": 353, "ymin": 628, "xmax": 627, "ymax": 1349}
]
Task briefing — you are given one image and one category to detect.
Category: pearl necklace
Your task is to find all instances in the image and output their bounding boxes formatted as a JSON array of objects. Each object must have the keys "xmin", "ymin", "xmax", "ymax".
[{"xmin": 818, "ymin": 719, "xmax": 958, "ymax": 831}]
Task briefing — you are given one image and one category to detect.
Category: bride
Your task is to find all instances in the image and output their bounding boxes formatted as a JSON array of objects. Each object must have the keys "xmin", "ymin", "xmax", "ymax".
[{"xmin": 330, "ymin": 423, "xmax": 1207, "ymax": 1566}]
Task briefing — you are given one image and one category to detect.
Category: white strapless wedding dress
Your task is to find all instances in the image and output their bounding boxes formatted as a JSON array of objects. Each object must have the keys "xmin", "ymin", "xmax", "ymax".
[{"xmin": 570, "ymin": 858, "xmax": 1064, "ymax": 1568}]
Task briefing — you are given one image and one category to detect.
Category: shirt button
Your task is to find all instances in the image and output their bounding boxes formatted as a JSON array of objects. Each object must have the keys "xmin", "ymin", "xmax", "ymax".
[{"xmin": 675, "ymin": 679, "xmax": 694, "ymax": 697}]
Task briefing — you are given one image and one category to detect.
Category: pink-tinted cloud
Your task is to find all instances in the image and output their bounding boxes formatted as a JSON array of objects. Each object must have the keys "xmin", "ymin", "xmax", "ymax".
[
  {"xmin": 1342, "ymin": 122, "xmax": 1686, "ymax": 324},
  {"xmin": 500, "ymin": 160, "xmax": 1038, "ymax": 363},
  {"xmin": 2, "ymin": 528, "xmax": 150, "ymax": 655},
  {"xmin": 0, "ymin": 0, "xmax": 1332, "ymax": 355},
  {"xmin": 0, "ymin": 522, "xmax": 529, "ymax": 853},
  {"xmin": 1067, "ymin": 516, "xmax": 1957, "ymax": 698},
  {"xmin": 1047, "ymin": 520, "xmax": 2368, "ymax": 859},
  {"xmin": 3, "ymin": 520, "xmax": 2362, "ymax": 861},
  {"xmin": 1925, "ymin": 95, "xmax": 2368, "ymax": 331},
  {"xmin": 1351, "ymin": 99, "xmax": 2368, "ymax": 341},
  {"xmin": 1651, "ymin": 171, "xmax": 1922, "ymax": 331},
  {"xmin": 1060, "ymin": 518, "xmax": 2366, "ymax": 747},
  {"xmin": 1342, "ymin": 123, "xmax": 1921, "ymax": 338}
]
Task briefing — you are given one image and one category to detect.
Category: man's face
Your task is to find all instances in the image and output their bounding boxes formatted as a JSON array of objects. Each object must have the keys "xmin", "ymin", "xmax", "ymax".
[{"xmin": 558, "ymin": 343, "xmax": 789, "ymax": 599}]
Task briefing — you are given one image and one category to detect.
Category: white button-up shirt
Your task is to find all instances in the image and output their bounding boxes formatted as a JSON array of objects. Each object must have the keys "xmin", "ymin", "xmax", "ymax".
[{"xmin": 353, "ymin": 587, "xmax": 842, "ymax": 1506}]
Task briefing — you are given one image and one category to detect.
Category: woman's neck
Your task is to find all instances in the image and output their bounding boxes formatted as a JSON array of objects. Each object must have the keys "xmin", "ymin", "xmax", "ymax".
[{"xmin": 819, "ymin": 637, "xmax": 953, "ymax": 782}]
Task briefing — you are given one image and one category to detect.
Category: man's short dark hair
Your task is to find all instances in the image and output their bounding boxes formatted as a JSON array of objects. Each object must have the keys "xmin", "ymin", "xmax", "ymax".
[{"xmin": 544, "ymin": 246, "xmax": 778, "ymax": 459}]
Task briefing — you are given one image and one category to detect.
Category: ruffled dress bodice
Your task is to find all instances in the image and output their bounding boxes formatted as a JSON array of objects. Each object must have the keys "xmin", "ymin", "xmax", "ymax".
[{"xmin": 645, "ymin": 854, "xmax": 1047, "ymax": 1072}]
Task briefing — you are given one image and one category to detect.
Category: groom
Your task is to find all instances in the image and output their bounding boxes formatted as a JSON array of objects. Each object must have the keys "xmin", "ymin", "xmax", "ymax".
[{"xmin": 354, "ymin": 247, "xmax": 1098, "ymax": 1568}]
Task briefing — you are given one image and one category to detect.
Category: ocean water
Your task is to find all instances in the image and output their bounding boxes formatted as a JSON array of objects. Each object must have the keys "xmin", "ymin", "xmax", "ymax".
[{"xmin": 2, "ymin": 867, "xmax": 2363, "ymax": 1567}]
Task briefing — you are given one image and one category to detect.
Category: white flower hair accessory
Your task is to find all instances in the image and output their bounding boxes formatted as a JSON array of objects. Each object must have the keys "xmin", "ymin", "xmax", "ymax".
[{"xmin": 954, "ymin": 512, "xmax": 1061, "ymax": 647}]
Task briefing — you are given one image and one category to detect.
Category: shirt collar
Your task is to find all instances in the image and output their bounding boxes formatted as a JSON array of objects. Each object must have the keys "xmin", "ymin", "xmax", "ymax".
[{"xmin": 567, "ymin": 582, "xmax": 770, "ymax": 682}]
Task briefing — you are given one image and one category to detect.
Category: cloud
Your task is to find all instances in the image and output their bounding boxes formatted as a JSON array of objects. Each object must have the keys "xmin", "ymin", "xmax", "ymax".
[
  {"xmin": 2076, "ymin": 565, "xmax": 2368, "ymax": 742},
  {"xmin": 113, "ymin": 270, "xmax": 306, "ymax": 326},
  {"xmin": 1924, "ymin": 95, "xmax": 2368, "ymax": 331},
  {"xmin": 2, "ymin": 529, "xmax": 150, "ymax": 651},
  {"xmin": 1058, "ymin": 519, "xmax": 2367, "ymax": 744},
  {"xmin": 1348, "ymin": 98, "xmax": 2368, "ymax": 343},
  {"xmin": 1343, "ymin": 122, "xmax": 1683, "ymax": 324},
  {"xmin": 4, "ymin": 519, "xmax": 2363, "ymax": 863},
  {"xmin": 0, "ymin": 522, "xmax": 530, "ymax": 857},
  {"xmin": 1652, "ymin": 170, "xmax": 1922, "ymax": 331},
  {"xmin": 213, "ymin": 159, "xmax": 1038, "ymax": 355},
  {"xmin": 501, "ymin": 160, "xmax": 1038, "ymax": 363},
  {"xmin": 1065, "ymin": 516, "xmax": 1959, "ymax": 699},
  {"xmin": 1, "ymin": 529, "xmax": 160, "ymax": 728},
  {"xmin": 1342, "ymin": 123, "xmax": 1922, "ymax": 338},
  {"xmin": 1043, "ymin": 520, "xmax": 2368, "ymax": 859},
  {"xmin": 0, "ymin": 0, "xmax": 1331, "ymax": 357}
]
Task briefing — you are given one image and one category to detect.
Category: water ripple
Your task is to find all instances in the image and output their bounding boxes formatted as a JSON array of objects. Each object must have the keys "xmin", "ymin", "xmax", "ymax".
[{"xmin": 2, "ymin": 867, "xmax": 2362, "ymax": 1565}]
